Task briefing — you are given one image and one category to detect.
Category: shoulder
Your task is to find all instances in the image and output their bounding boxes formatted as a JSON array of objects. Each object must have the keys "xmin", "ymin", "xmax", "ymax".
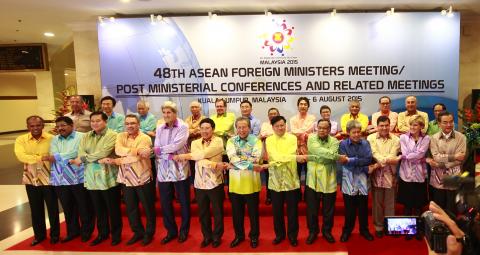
[{"xmin": 367, "ymin": 133, "xmax": 376, "ymax": 142}]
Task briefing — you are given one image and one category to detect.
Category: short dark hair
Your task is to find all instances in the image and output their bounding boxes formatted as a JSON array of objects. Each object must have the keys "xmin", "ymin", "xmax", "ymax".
[
  {"xmin": 268, "ymin": 107, "xmax": 279, "ymax": 114},
  {"xmin": 100, "ymin": 96, "xmax": 117, "ymax": 107},
  {"xmin": 438, "ymin": 111, "xmax": 453, "ymax": 122},
  {"xmin": 317, "ymin": 118, "xmax": 331, "ymax": 129},
  {"xmin": 240, "ymin": 100, "xmax": 252, "ymax": 107},
  {"xmin": 215, "ymin": 98, "xmax": 227, "ymax": 108},
  {"xmin": 297, "ymin": 97, "xmax": 310, "ymax": 107},
  {"xmin": 377, "ymin": 115, "xmax": 390, "ymax": 125},
  {"xmin": 235, "ymin": 116, "xmax": 251, "ymax": 129},
  {"xmin": 432, "ymin": 103, "xmax": 446, "ymax": 111},
  {"xmin": 320, "ymin": 105, "xmax": 331, "ymax": 113},
  {"xmin": 90, "ymin": 111, "xmax": 108, "ymax": 121},
  {"xmin": 55, "ymin": 116, "xmax": 73, "ymax": 125},
  {"xmin": 26, "ymin": 115, "xmax": 44, "ymax": 124},
  {"xmin": 125, "ymin": 114, "xmax": 140, "ymax": 123},
  {"xmin": 270, "ymin": 115, "xmax": 286, "ymax": 126},
  {"xmin": 378, "ymin": 96, "xmax": 391, "ymax": 103},
  {"xmin": 200, "ymin": 118, "xmax": 216, "ymax": 129}
]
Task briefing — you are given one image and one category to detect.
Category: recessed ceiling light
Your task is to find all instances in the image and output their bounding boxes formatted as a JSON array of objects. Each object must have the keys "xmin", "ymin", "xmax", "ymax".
[
  {"xmin": 120, "ymin": 0, "xmax": 131, "ymax": 3},
  {"xmin": 44, "ymin": 32, "xmax": 55, "ymax": 37}
]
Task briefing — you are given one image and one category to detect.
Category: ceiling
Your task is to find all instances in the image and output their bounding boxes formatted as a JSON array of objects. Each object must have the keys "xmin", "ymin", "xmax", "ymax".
[{"xmin": 1, "ymin": 0, "xmax": 480, "ymax": 57}]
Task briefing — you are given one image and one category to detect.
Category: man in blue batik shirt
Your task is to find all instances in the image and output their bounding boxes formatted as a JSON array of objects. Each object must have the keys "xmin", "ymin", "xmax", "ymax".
[{"xmin": 338, "ymin": 120, "xmax": 374, "ymax": 243}]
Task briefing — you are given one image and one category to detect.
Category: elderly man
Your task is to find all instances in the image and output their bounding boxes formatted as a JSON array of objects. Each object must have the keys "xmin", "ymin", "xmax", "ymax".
[
  {"xmin": 210, "ymin": 98, "xmax": 236, "ymax": 146},
  {"xmin": 265, "ymin": 116, "xmax": 301, "ymax": 247},
  {"xmin": 290, "ymin": 97, "xmax": 316, "ymax": 199},
  {"xmin": 71, "ymin": 111, "xmax": 122, "ymax": 246},
  {"xmin": 101, "ymin": 96, "xmax": 125, "ymax": 133},
  {"xmin": 340, "ymin": 100, "xmax": 369, "ymax": 134},
  {"xmin": 113, "ymin": 114, "xmax": 155, "ymax": 246},
  {"xmin": 305, "ymin": 119, "xmax": 346, "ymax": 244},
  {"xmin": 370, "ymin": 96, "xmax": 398, "ymax": 134},
  {"xmin": 427, "ymin": 103, "xmax": 447, "ymax": 136},
  {"xmin": 48, "ymin": 116, "xmax": 93, "ymax": 243},
  {"xmin": 136, "ymin": 100, "xmax": 157, "ymax": 137},
  {"xmin": 339, "ymin": 120, "xmax": 374, "ymax": 242},
  {"xmin": 427, "ymin": 112, "xmax": 466, "ymax": 213},
  {"xmin": 367, "ymin": 116, "xmax": 400, "ymax": 238},
  {"xmin": 173, "ymin": 118, "xmax": 228, "ymax": 248},
  {"xmin": 154, "ymin": 101, "xmax": 191, "ymax": 244},
  {"xmin": 227, "ymin": 117, "xmax": 264, "ymax": 248},
  {"xmin": 14, "ymin": 116, "xmax": 60, "ymax": 246},
  {"xmin": 397, "ymin": 95, "xmax": 429, "ymax": 134},
  {"xmin": 240, "ymin": 100, "xmax": 261, "ymax": 136},
  {"xmin": 65, "ymin": 95, "xmax": 92, "ymax": 132}
]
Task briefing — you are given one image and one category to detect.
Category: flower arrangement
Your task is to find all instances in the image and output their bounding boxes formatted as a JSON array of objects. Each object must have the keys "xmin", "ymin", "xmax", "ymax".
[{"xmin": 458, "ymin": 98, "xmax": 480, "ymax": 165}]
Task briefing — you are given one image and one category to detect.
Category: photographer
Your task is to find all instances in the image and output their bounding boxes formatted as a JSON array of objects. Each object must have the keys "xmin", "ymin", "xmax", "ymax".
[{"xmin": 427, "ymin": 201, "xmax": 465, "ymax": 255}]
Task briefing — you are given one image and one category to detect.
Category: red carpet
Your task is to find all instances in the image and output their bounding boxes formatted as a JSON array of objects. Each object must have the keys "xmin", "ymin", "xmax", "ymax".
[{"xmin": 7, "ymin": 186, "xmax": 428, "ymax": 254}]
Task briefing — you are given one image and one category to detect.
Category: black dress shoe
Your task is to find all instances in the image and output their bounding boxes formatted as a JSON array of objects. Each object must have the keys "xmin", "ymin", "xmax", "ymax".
[
  {"xmin": 375, "ymin": 231, "xmax": 384, "ymax": 238},
  {"xmin": 178, "ymin": 232, "xmax": 188, "ymax": 243},
  {"xmin": 405, "ymin": 234, "xmax": 413, "ymax": 240},
  {"xmin": 50, "ymin": 237, "xmax": 59, "ymax": 244},
  {"xmin": 272, "ymin": 237, "xmax": 284, "ymax": 245},
  {"xmin": 90, "ymin": 236, "xmax": 107, "ymax": 246},
  {"xmin": 289, "ymin": 238, "xmax": 298, "ymax": 247},
  {"xmin": 142, "ymin": 236, "xmax": 153, "ymax": 246},
  {"xmin": 61, "ymin": 234, "xmax": 79, "ymax": 243},
  {"xmin": 340, "ymin": 232, "xmax": 350, "ymax": 243},
  {"xmin": 265, "ymin": 198, "xmax": 272, "ymax": 205},
  {"xmin": 111, "ymin": 239, "xmax": 121, "ymax": 246},
  {"xmin": 323, "ymin": 232, "xmax": 335, "ymax": 243},
  {"xmin": 200, "ymin": 239, "xmax": 212, "ymax": 248},
  {"xmin": 161, "ymin": 234, "xmax": 177, "ymax": 244},
  {"xmin": 30, "ymin": 238, "xmax": 45, "ymax": 246},
  {"xmin": 250, "ymin": 238, "xmax": 258, "ymax": 248},
  {"xmin": 306, "ymin": 233, "xmax": 317, "ymax": 245},
  {"xmin": 360, "ymin": 231, "xmax": 374, "ymax": 241},
  {"xmin": 212, "ymin": 239, "xmax": 221, "ymax": 248},
  {"xmin": 230, "ymin": 237, "xmax": 244, "ymax": 248},
  {"xmin": 126, "ymin": 234, "xmax": 143, "ymax": 245}
]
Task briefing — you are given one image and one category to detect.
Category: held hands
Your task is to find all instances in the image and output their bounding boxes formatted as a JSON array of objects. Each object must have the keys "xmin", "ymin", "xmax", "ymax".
[
  {"xmin": 337, "ymin": 154, "xmax": 349, "ymax": 164},
  {"xmin": 454, "ymin": 152, "xmax": 465, "ymax": 161},
  {"xmin": 296, "ymin": 155, "xmax": 308, "ymax": 163},
  {"xmin": 98, "ymin": 158, "xmax": 116, "ymax": 165},
  {"xmin": 172, "ymin": 154, "xmax": 188, "ymax": 162},
  {"xmin": 41, "ymin": 155, "xmax": 55, "ymax": 162},
  {"xmin": 252, "ymin": 164, "xmax": 269, "ymax": 172},
  {"xmin": 138, "ymin": 148, "xmax": 152, "ymax": 158},
  {"xmin": 69, "ymin": 158, "xmax": 82, "ymax": 166},
  {"xmin": 426, "ymin": 158, "xmax": 440, "ymax": 168}
]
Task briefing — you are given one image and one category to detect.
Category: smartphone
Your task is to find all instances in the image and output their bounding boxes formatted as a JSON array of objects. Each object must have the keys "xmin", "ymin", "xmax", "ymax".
[{"xmin": 384, "ymin": 216, "xmax": 419, "ymax": 235}]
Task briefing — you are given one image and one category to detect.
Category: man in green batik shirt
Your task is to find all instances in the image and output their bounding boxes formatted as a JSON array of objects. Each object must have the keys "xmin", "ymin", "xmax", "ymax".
[
  {"xmin": 265, "ymin": 115, "xmax": 302, "ymax": 247},
  {"xmin": 427, "ymin": 103, "xmax": 446, "ymax": 136},
  {"xmin": 101, "ymin": 96, "xmax": 125, "ymax": 133},
  {"xmin": 71, "ymin": 111, "xmax": 122, "ymax": 246},
  {"xmin": 305, "ymin": 119, "xmax": 348, "ymax": 245}
]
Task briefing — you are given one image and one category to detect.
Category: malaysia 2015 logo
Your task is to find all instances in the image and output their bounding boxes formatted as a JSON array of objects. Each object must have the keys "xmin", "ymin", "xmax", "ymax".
[{"xmin": 260, "ymin": 19, "xmax": 295, "ymax": 56}]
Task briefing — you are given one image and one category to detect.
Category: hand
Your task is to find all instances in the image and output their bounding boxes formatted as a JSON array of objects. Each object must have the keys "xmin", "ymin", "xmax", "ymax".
[
  {"xmin": 338, "ymin": 155, "xmax": 349, "ymax": 164},
  {"xmin": 261, "ymin": 163, "xmax": 270, "ymax": 170},
  {"xmin": 253, "ymin": 164, "xmax": 263, "ymax": 172},
  {"xmin": 215, "ymin": 162, "xmax": 226, "ymax": 171},
  {"xmin": 426, "ymin": 158, "xmax": 440, "ymax": 168},
  {"xmin": 147, "ymin": 131, "xmax": 156, "ymax": 137},
  {"xmin": 368, "ymin": 163, "xmax": 378, "ymax": 174},
  {"xmin": 296, "ymin": 155, "xmax": 307, "ymax": 163},
  {"xmin": 428, "ymin": 201, "xmax": 464, "ymax": 255},
  {"xmin": 386, "ymin": 157, "xmax": 399, "ymax": 165},
  {"xmin": 41, "ymin": 155, "xmax": 55, "ymax": 162},
  {"xmin": 99, "ymin": 158, "xmax": 115, "ymax": 165},
  {"xmin": 454, "ymin": 152, "xmax": 465, "ymax": 161},
  {"xmin": 69, "ymin": 158, "xmax": 82, "ymax": 166}
]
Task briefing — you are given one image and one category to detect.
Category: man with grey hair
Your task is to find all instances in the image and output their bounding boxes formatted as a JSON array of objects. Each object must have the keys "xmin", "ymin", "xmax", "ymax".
[
  {"xmin": 397, "ymin": 95, "xmax": 429, "ymax": 134},
  {"xmin": 154, "ymin": 101, "xmax": 191, "ymax": 244},
  {"xmin": 136, "ymin": 100, "xmax": 157, "ymax": 137},
  {"xmin": 65, "ymin": 95, "xmax": 92, "ymax": 132},
  {"xmin": 339, "ymin": 120, "xmax": 374, "ymax": 242}
]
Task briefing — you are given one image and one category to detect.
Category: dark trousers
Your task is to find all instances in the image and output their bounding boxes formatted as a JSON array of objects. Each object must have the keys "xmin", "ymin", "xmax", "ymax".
[
  {"xmin": 150, "ymin": 158, "xmax": 157, "ymax": 199},
  {"xmin": 271, "ymin": 189, "xmax": 299, "ymax": 240},
  {"xmin": 55, "ymin": 184, "xmax": 94, "ymax": 238},
  {"xmin": 343, "ymin": 193, "xmax": 369, "ymax": 234},
  {"xmin": 263, "ymin": 170, "xmax": 271, "ymax": 200},
  {"xmin": 305, "ymin": 186, "xmax": 336, "ymax": 234},
  {"xmin": 196, "ymin": 185, "xmax": 224, "ymax": 241},
  {"xmin": 297, "ymin": 162, "xmax": 307, "ymax": 197},
  {"xmin": 430, "ymin": 186, "xmax": 456, "ymax": 214},
  {"xmin": 230, "ymin": 192, "xmax": 260, "ymax": 240},
  {"xmin": 123, "ymin": 182, "xmax": 156, "ymax": 238},
  {"xmin": 158, "ymin": 179, "xmax": 190, "ymax": 236},
  {"xmin": 25, "ymin": 185, "xmax": 60, "ymax": 240},
  {"xmin": 89, "ymin": 185, "xmax": 122, "ymax": 241}
]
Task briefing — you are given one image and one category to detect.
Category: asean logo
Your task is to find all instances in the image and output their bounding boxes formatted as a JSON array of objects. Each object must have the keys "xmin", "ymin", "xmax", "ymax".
[{"xmin": 261, "ymin": 19, "xmax": 295, "ymax": 56}]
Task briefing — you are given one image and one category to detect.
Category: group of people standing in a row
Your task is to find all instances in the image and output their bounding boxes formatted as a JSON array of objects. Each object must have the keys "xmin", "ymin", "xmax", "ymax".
[{"xmin": 14, "ymin": 94, "xmax": 465, "ymax": 249}]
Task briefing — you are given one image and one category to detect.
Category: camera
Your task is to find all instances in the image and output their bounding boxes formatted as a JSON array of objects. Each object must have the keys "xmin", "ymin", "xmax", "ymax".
[
  {"xmin": 422, "ymin": 210, "xmax": 451, "ymax": 253},
  {"xmin": 384, "ymin": 216, "xmax": 418, "ymax": 236}
]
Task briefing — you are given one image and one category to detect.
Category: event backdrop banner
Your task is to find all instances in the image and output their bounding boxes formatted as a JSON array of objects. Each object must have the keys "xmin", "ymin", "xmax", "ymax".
[{"xmin": 98, "ymin": 12, "xmax": 460, "ymax": 124}]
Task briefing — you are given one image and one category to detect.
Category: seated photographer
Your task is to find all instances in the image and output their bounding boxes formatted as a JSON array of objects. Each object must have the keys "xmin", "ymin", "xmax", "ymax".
[{"xmin": 427, "ymin": 201, "xmax": 465, "ymax": 255}]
